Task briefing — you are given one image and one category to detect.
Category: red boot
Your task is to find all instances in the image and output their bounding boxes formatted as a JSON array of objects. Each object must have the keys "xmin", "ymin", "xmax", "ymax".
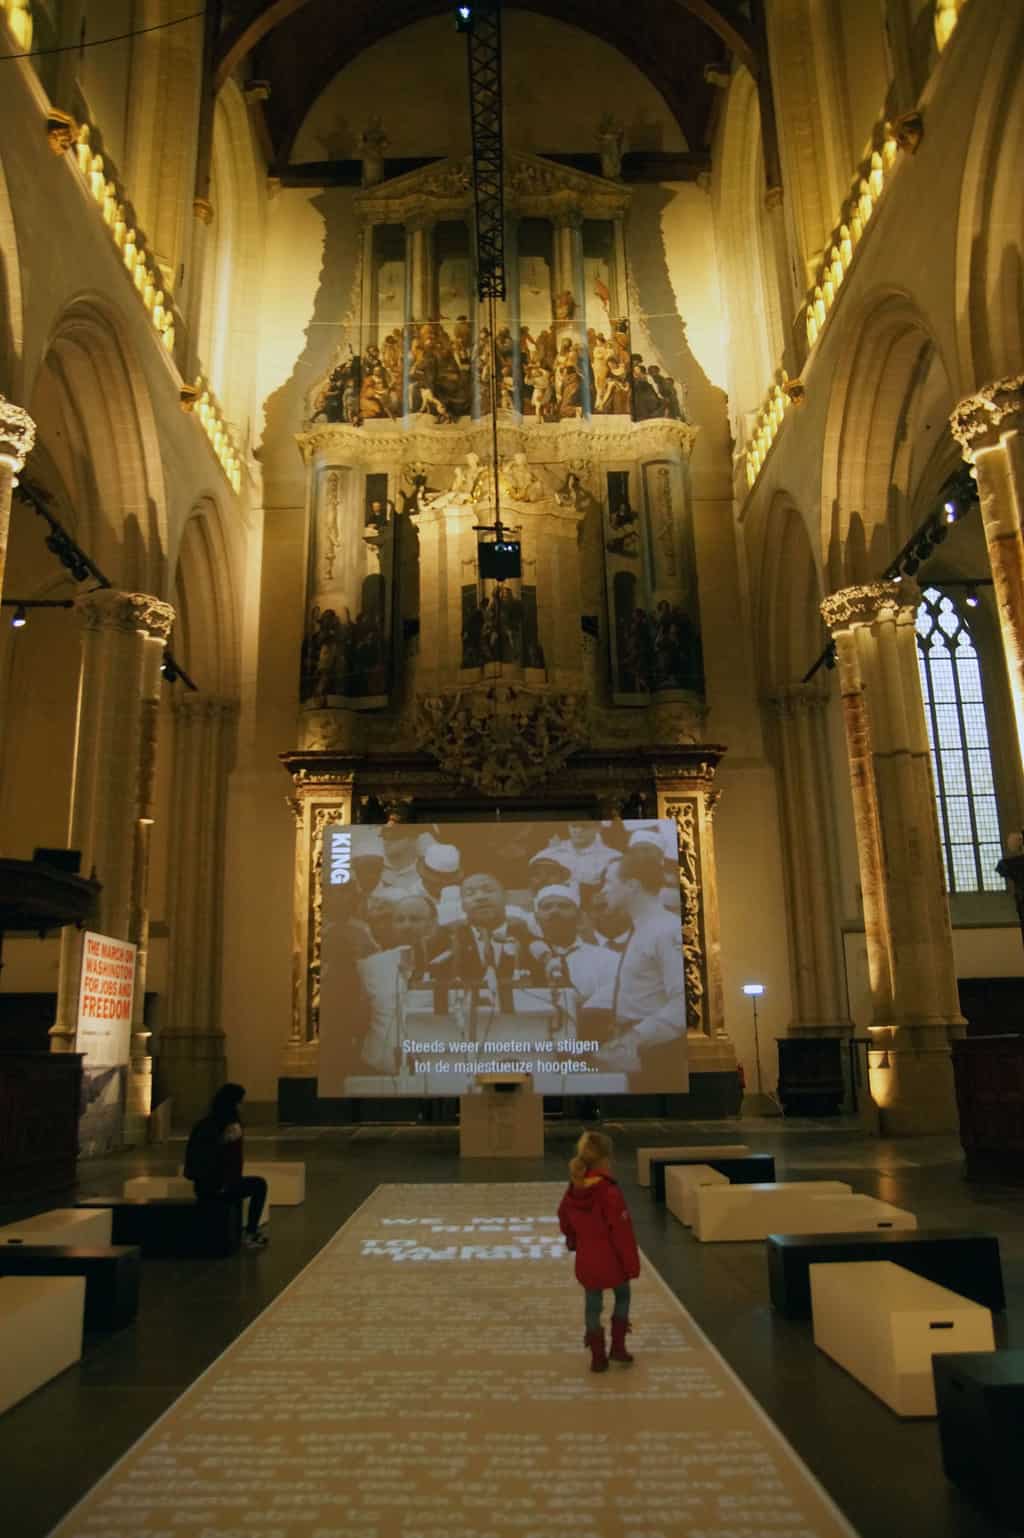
[
  {"xmin": 585, "ymin": 1328, "xmax": 609, "ymax": 1373},
  {"xmin": 610, "ymin": 1315, "xmax": 634, "ymax": 1364}
]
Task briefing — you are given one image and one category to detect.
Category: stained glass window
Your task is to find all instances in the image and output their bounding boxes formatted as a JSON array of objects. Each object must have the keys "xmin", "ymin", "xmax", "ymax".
[{"xmin": 916, "ymin": 587, "xmax": 1004, "ymax": 893}]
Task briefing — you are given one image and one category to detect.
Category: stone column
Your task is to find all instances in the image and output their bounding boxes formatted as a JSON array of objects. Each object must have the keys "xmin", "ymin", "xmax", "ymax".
[
  {"xmin": 51, "ymin": 594, "xmax": 175, "ymax": 1099},
  {"xmin": 822, "ymin": 583, "xmax": 964, "ymax": 1133},
  {"xmin": 766, "ymin": 685, "xmax": 851, "ymax": 1038},
  {"xmin": 0, "ymin": 395, "xmax": 37, "ymax": 604},
  {"xmin": 656, "ymin": 765, "xmax": 738, "ymax": 1078},
  {"xmin": 950, "ymin": 376, "xmax": 1024, "ymax": 769},
  {"xmin": 158, "ymin": 695, "xmax": 238, "ymax": 1123},
  {"xmin": 406, "ymin": 215, "xmax": 436, "ymax": 327},
  {"xmin": 281, "ymin": 767, "xmax": 355, "ymax": 1080}
]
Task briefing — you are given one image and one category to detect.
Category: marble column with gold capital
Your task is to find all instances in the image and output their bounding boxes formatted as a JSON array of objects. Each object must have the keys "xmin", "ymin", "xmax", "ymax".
[
  {"xmin": 282, "ymin": 768, "xmax": 356, "ymax": 1079},
  {"xmin": 822, "ymin": 582, "xmax": 964, "ymax": 1133},
  {"xmin": 51, "ymin": 592, "xmax": 175, "ymax": 1107},
  {"xmin": 0, "ymin": 394, "xmax": 37, "ymax": 604},
  {"xmin": 655, "ymin": 766, "xmax": 738, "ymax": 1078},
  {"xmin": 950, "ymin": 376, "xmax": 1024, "ymax": 768},
  {"xmin": 159, "ymin": 694, "xmax": 239, "ymax": 1122}
]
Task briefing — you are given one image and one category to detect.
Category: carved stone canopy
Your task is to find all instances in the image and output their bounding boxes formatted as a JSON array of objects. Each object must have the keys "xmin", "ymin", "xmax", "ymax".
[
  {"xmin": 950, "ymin": 375, "xmax": 1024, "ymax": 458},
  {"xmin": 414, "ymin": 683, "xmax": 589, "ymax": 798},
  {"xmin": 76, "ymin": 589, "xmax": 175, "ymax": 641},
  {"xmin": 0, "ymin": 395, "xmax": 37, "ymax": 471}
]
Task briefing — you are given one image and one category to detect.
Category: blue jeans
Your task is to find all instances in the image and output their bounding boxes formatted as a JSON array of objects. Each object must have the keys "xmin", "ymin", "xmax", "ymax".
[{"xmin": 585, "ymin": 1282, "xmax": 631, "ymax": 1333}]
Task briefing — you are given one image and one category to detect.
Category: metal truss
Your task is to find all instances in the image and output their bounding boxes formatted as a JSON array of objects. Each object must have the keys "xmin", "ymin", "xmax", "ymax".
[{"xmin": 465, "ymin": 2, "xmax": 506, "ymax": 300}]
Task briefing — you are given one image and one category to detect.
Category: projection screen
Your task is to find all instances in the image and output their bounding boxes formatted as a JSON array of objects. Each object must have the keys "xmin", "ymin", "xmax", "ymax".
[{"xmin": 317, "ymin": 820, "xmax": 688, "ymax": 1097}]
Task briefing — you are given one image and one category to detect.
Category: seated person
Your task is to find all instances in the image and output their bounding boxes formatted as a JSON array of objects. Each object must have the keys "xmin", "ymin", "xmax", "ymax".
[{"xmin": 184, "ymin": 1083, "xmax": 268, "ymax": 1249}]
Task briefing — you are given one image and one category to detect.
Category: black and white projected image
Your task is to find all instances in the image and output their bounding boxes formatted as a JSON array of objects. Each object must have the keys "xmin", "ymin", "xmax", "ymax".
[{"xmin": 317, "ymin": 820, "xmax": 688, "ymax": 1097}]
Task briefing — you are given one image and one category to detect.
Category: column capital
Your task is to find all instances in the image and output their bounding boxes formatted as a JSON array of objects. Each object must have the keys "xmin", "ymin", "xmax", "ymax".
[
  {"xmin": 0, "ymin": 395, "xmax": 37, "ymax": 474},
  {"xmin": 821, "ymin": 580, "xmax": 909, "ymax": 632},
  {"xmin": 950, "ymin": 375, "xmax": 1024, "ymax": 458},
  {"xmin": 77, "ymin": 589, "xmax": 175, "ymax": 641}
]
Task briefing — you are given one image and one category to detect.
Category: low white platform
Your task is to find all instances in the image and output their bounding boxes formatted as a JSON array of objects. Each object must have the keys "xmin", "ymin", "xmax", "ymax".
[
  {"xmin": 810, "ymin": 1260, "xmax": 995, "ymax": 1417},
  {"xmin": 0, "ymin": 1208, "xmax": 112, "ymax": 1247},
  {"xmin": 636, "ymin": 1144, "xmax": 750, "ymax": 1187},
  {"xmin": 664, "ymin": 1164, "xmax": 730, "ymax": 1225},
  {"xmin": 693, "ymin": 1182, "xmax": 852, "ymax": 1242},
  {"xmin": 0, "ymin": 1275, "xmax": 85, "ymax": 1415},
  {"xmin": 127, "ymin": 1174, "xmax": 269, "ymax": 1228},
  {"xmin": 244, "ymin": 1162, "xmax": 305, "ymax": 1206},
  {"xmin": 799, "ymin": 1195, "xmax": 917, "ymax": 1233}
]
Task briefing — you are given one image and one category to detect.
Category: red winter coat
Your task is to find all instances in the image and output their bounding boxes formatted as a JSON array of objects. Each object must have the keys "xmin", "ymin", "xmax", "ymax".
[{"xmin": 558, "ymin": 1172, "xmax": 640, "ymax": 1291}]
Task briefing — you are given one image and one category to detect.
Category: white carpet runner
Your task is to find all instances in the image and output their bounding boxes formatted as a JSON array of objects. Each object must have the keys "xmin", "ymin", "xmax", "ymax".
[{"xmin": 51, "ymin": 1182, "xmax": 860, "ymax": 1537}]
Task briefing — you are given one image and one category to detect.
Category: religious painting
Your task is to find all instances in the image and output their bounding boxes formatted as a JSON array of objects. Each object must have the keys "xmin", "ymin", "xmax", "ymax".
[{"xmin": 461, "ymin": 582, "xmax": 545, "ymax": 669}]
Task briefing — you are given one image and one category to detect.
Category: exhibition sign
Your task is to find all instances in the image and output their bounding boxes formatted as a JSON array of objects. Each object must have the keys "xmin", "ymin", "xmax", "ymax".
[
  {"xmin": 318, "ymin": 819, "xmax": 688, "ymax": 1097},
  {"xmin": 75, "ymin": 931, "xmax": 136, "ymax": 1154}
]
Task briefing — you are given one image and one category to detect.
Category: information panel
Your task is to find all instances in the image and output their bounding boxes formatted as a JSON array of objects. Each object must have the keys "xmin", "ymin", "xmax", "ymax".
[
  {"xmin": 318, "ymin": 820, "xmax": 688, "ymax": 1096},
  {"xmin": 75, "ymin": 931, "xmax": 136, "ymax": 1154}
]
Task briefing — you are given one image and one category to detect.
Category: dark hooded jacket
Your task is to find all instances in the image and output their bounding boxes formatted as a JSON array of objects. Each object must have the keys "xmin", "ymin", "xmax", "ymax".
[{"xmin": 557, "ymin": 1170, "xmax": 640, "ymax": 1291}]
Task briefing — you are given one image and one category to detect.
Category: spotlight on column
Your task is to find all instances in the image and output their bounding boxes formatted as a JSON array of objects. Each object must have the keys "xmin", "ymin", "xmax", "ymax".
[
  {"xmin": 965, "ymin": 585, "xmax": 980, "ymax": 608},
  {"xmin": 944, "ymin": 499, "xmax": 957, "ymax": 523},
  {"xmin": 11, "ymin": 604, "xmax": 27, "ymax": 629}
]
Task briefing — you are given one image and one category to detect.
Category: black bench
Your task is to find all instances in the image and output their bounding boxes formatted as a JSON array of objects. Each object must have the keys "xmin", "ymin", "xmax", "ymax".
[
  {"xmin": 651, "ymin": 1153, "xmax": 776, "ymax": 1204},
  {"xmin": 76, "ymin": 1197, "xmax": 242, "ymax": 1258},
  {"xmin": 933, "ymin": 1351, "xmax": 1024, "ymax": 1530},
  {"xmin": 0, "ymin": 1244, "xmax": 141, "ymax": 1330},
  {"xmin": 766, "ymin": 1229, "xmax": 1005, "ymax": 1319}
]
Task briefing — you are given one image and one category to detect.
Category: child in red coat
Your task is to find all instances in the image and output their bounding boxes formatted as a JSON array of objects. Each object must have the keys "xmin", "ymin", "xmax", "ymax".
[{"xmin": 558, "ymin": 1129, "xmax": 640, "ymax": 1373}]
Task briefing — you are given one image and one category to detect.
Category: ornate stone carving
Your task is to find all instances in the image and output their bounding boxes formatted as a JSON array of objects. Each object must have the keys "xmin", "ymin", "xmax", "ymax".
[
  {"xmin": 298, "ymin": 416, "xmax": 699, "ymax": 468},
  {"xmin": 820, "ymin": 581, "xmax": 905, "ymax": 631},
  {"xmin": 0, "ymin": 395, "xmax": 37, "ymax": 471},
  {"xmin": 358, "ymin": 116, "xmax": 390, "ymax": 188},
  {"xmin": 596, "ymin": 115, "xmax": 625, "ymax": 180},
  {"xmin": 298, "ymin": 708, "xmax": 365, "ymax": 753},
  {"xmin": 46, "ymin": 110, "xmax": 78, "ymax": 155},
  {"xmin": 650, "ymin": 700, "xmax": 706, "ymax": 746},
  {"xmin": 415, "ymin": 685, "xmax": 589, "ymax": 796},
  {"xmin": 661, "ymin": 798, "xmax": 705, "ymax": 1034},
  {"xmin": 782, "ymin": 378, "xmax": 806, "ymax": 406},
  {"xmin": 77, "ymin": 590, "xmax": 175, "ymax": 641},
  {"xmin": 888, "ymin": 110, "xmax": 923, "ymax": 154},
  {"xmin": 950, "ymin": 375, "xmax": 1024, "ymax": 457}
]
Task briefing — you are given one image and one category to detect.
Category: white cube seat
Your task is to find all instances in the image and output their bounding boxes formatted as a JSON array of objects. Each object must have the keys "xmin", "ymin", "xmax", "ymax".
[
  {"xmin": 810, "ymin": 1260, "xmax": 995, "ymax": 1416},
  {"xmin": 0, "ymin": 1208, "xmax": 112, "ymax": 1248},
  {"xmin": 124, "ymin": 1175, "xmax": 194, "ymax": 1200},
  {"xmin": 693, "ymin": 1181, "xmax": 852, "ymax": 1242},
  {"xmin": 0, "ymin": 1275, "xmax": 85, "ymax": 1415},
  {"xmin": 636, "ymin": 1144, "xmax": 750, "ymax": 1187},
  {"xmin": 664, "ymin": 1164, "xmax": 730, "ymax": 1225},
  {"xmin": 176, "ymin": 1159, "xmax": 304, "ymax": 1206}
]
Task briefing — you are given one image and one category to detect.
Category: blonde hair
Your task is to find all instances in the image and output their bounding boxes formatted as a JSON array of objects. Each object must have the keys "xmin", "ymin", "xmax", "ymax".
[{"xmin": 569, "ymin": 1129, "xmax": 613, "ymax": 1182}]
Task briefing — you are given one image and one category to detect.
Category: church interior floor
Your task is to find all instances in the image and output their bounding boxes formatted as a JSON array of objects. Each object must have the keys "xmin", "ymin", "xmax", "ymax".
[{"xmin": 1, "ymin": 1115, "xmax": 1021, "ymax": 1538}]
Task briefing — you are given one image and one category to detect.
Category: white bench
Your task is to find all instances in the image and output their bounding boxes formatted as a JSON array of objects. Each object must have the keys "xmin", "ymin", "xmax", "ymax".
[
  {"xmin": 799, "ymin": 1195, "xmax": 917, "ymax": 1233},
  {"xmin": 810, "ymin": 1260, "xmax": 995, "ymax": 1416},
  {"xmin": 693, "ymin": 1181, "xmax": 852, "ymax": 1242},
  {"xmin": 172, "ymin": 1159, "xmax": 305, "ymax": 1206},
  {"xmin": 0, "ymin": 1208, "xmax": 113, "ymax": 1248},
  {"xmin": 636, "ymin": 1144, "xmax": 750, "ymax": 1187},
  {"xmin": 665, "ymin": 1164, "xmax": 730, "ymax": 1225},
  {"xmin": 126, "ymin": 1175, "xmax": 270, "ymax": 1229},
  {"xmin": 0, "ymin": 1275, "xmax": 85, "ymax": 1415}
]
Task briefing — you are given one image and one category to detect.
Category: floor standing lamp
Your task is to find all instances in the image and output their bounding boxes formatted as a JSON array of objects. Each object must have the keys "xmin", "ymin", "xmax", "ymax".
[{"xmin": 742, "ymin": 982, "xmax": 781, "ymax": 1116}]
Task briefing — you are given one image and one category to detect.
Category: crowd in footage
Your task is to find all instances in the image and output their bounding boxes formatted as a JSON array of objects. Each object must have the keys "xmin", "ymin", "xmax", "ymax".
[
  {"xmin": 461, "ymin": 586, "xmax": 545, "ymax": 669},
  {"xmin": 311, "ymin": 316, "xmax": 687, "ymax": 426},
  {"xmin": 322, "ymin": 820, "xmax": 686, "ymax": 1089}
]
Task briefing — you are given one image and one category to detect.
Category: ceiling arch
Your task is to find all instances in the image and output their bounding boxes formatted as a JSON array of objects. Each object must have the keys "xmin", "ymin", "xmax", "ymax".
[{"xmin": 216, "ymin": 0, "xmax": 756, "ymax": 168}]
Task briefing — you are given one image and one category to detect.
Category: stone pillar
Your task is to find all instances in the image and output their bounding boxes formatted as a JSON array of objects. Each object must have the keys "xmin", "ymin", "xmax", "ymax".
[
  {"xmin": 406, "ymin": 215, "xmax": 436, "ymax": 328},
  {"xmin": 158, "ymin": 695, "xmax": 238, "ymax": 1123},
  {"xmin": 950, "ymin": 376, "xmax": 1024, "ymax": 769},
  {"xmin": 656, "ymin": 764, "xmax": 738, "ymax": 1078},
  {"xmin": 0, "ymin": 395, "xmax": 37, "ymax": 604},
  {"xmin": 281, "ymin": 767, "xmax": 355, "ymax": 1080},
  {"xmin": 51, "ymin": 594, "xmax": 175, "ymax": 1107},
  {"xmin": 766, "ymin": 685, "xmax": 851, "ymax": 1038},
  {"xmin": 822, "ymin": 583, "xmax": 964, "ymax": 1134}
]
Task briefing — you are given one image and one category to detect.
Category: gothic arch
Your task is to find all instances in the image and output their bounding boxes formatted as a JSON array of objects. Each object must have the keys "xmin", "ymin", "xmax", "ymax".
[
  {"xmin": 954, "ymin": 3, "xmax": 1024, "ymax": 387},
  {"xmin": 820, "ymin": 289, "xmax": 954, "ymax": 590},
  {"xmin": 171, "ymin": 496, "xmax": 240, "ymax": 696},
  {"xmin": 0, "ymin": 150, "xmax": 24, "ymax": 397},
  {"xmin": 28, "ymin": 296, "xmax": 168, "ymax": 595}
]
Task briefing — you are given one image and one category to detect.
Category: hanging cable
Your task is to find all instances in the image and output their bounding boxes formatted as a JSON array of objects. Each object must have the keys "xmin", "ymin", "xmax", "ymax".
[{"xmin": 0, "ymin": 8, "xmax": 204, "ymax": 61}]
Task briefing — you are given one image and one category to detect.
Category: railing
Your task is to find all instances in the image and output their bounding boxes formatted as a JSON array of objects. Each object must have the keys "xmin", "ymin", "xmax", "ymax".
[{"xmin": 744, "ymin": 373, "xmax": 792, "ymax": 490}]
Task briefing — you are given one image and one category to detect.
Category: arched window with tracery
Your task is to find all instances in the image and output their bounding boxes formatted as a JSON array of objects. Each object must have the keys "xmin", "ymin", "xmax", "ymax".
[{"xmin": 916, "ymin": 586, "xmax": 1003, "ymax": 892}]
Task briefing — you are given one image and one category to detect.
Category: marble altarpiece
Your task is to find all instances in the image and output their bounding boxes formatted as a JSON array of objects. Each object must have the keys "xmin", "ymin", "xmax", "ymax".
[{"xmin": 283, "ymin": 153, "xmax": 735, "ymax": 1095}]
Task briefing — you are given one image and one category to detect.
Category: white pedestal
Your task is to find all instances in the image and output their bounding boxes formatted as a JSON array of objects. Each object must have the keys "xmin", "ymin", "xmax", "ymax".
[
  {"xmin": 0, "ymin": 1275, "xmax": 85, "ymax": 1414},
  {"xmin": 459, "ymin": 1075, "xmax": 544, "ymax": 1158},
  {"xmin": 636, "ymin": 1144, "xmax": 750, "ymax": 1187},
  {"xmin": 664, "ymin": 1164, "xmax": 730, "ymax": 1225},
  {"xmin": 801, "ymin": 1195, "xmax": 917, "ymax": 1232},
  {"xmin": 0, "ymin": 1208, "xmax": 113, "ymax": 1247},
  {"xmin": 693, "ymin": 1181, "xmax": 852, "ymax": 1242},
  {"xmin": 810, "ymin": 1260, "xmax": 996, "ymax": 1416},
  {"xmin": 125, "ymin": 1175, "xmax": 194, "ymax": 1200}
]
